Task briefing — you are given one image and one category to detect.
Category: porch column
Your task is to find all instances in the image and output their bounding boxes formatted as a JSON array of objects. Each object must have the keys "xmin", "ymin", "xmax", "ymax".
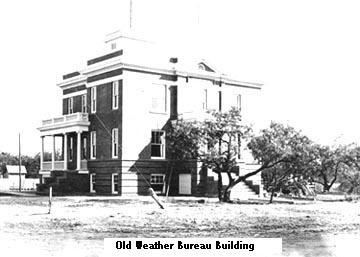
[
  {"xmin": 40, "ymin": 136, "xmax": 44, "ymax": 170},
  {"xmin": 77, "ymin": 131, "xmax": 82, "ymax": 170},
  {"xmin": 51, "ymin": 135, "xmax": 55, "ymax": 170},
  {"xmin": 63, "ymin": 133, "xmax": 68, "ymax": 170}
]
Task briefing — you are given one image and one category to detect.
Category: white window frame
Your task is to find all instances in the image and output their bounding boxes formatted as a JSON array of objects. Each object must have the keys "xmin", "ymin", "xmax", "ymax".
[
  {"xmin": 90, "ymin": 173, "xmax": 96, "ymax": 193},
  {"xmin": 68, "ymin": 97, "xmax": 74, "ymax": 114},
  {"xmin": 112, "ymin": 128, "xmax": 118, "ymax": 158},
  {"xmin": 202, "ymin": 89, "xmax": 208, "ymax": 110},
  {"xmin": 111, "ymin": 173, "xmax": 119, "ymax": 194},
  {"xmin": 82, "ymin": 137, "xmax": 87, "ymax": 160},
  {"xmin": 69, "ymin": 137, "xmax": 73, "ymax": 161},
  {"xmin": 237, "ymin": 94, "xmax": 242, "ymax": 110},
  {"xmin": 91, "ymin": 87, "xmax": 96, "ymax": 113},
  {"xmin": 90, "ymin": 131, "xmax": 96, "ymax": 159},
  {"xmin": 150, "ymin": 84, "xmax": 167, "ymax": 113},
  {"xmin": 150, "ymin": 174, "xmax": 165, "ymax": 185},
  {"xmin": 112, "ymin": 81, "xmax": 119, "ymax": 110},
  {"xmin": 150, "ymin": 130, "xmax": 165, "ymax": 159},
  {"xmin": 81, "ymin": 94, "xmax": 87, "ymax": 113},
  {"xmin": 150, "ymin": 174, "xmax": 165, "ymax": 193}
]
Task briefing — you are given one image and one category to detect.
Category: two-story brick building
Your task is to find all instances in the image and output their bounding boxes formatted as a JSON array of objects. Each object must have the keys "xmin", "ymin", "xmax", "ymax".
[{"xmin": 37, "ymin": 31, "xmax": 262, "ymax": 197}]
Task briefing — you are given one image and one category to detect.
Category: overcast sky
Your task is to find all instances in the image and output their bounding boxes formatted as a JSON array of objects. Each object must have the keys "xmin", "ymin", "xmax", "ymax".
[{"xmin": 0, "ymin": 0, "xmax": 360, "ymax": 155}]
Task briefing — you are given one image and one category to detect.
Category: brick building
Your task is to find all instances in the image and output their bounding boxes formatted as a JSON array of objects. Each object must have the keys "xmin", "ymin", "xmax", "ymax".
[{"xmin": 37, "ymin": 31, "xmax": 262, "ymax": 197}]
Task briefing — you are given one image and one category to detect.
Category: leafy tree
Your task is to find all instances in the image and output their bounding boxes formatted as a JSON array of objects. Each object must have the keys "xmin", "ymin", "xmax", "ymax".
[
  {"xmin": 308, "ymin": 144, "xmax": 348, "ymax": 192},
  {"xmin": 168, "ymin": 108, "xmax": 312, "ymax": 202},
  {"xmin": 250, "ymin": 122, "xmax": 314, "ymax": 202},
  {"xmin": 167, "ymin": 107, "xmax": 249, "ymax": 201},
  {"xmin": 0, "ymin": 151, "xmax": 40, "ymax": 178},
  {"xmin": 338, "ymin": 145, "xmax": 360, "ymax": 194},
  {"xmin": 339, "ymin": 167, "xmax": 360, "ymax": 194}
]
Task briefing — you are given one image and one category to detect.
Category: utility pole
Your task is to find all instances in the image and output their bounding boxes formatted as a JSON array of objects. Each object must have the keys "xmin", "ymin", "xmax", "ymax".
[{"xmin": 18, "ymin": 133, "xmax": 22, "ymax": 192}]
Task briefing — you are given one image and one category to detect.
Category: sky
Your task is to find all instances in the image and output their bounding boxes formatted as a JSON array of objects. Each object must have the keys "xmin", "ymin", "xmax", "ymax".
[{"xmin": 0, "ymin": 0, "xmax": 360, "ymax": 156}]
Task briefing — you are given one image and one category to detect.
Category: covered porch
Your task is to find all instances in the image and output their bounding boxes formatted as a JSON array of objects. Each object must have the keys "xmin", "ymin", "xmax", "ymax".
[{"xmin": 38, "ymin": 112, "xmax": 90, "ymax": 176}]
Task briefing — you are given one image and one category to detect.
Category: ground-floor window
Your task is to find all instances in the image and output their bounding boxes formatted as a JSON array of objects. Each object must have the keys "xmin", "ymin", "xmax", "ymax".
[
  {"xmin": 112, "ymin": 173, "xmax": 119, "ymax": 194},
  {"xmin": 150, "ymin": 174, "xmax": 165, "ymax": 193},
  {"xmin": 90, "ymin": 173, "xmax": 96, "ymax": 193},
  {"xmin": 82, "ymin": 137, "xmax": 87, "ymax": 160}
]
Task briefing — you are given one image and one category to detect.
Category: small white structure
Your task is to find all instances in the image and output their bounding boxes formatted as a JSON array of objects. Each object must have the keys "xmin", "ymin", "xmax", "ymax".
[{"xmin": 0, "ymin": 165, "xmax": 39, "ymax": 191}]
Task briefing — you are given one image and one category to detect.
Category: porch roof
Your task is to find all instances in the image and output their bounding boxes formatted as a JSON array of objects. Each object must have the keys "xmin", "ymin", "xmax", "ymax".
[{"xmin": 38, "ymin": 112, "xmax": 90, "ymax": 136}]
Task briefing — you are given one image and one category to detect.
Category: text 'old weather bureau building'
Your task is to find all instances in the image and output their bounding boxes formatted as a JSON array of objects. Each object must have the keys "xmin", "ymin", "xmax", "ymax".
[{"xmin": 37, "ymin": 31, "xmax": 262, "ymax": 198}]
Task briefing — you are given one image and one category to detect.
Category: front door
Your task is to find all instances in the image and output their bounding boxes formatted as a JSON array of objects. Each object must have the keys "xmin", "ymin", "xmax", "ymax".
[{"xmin": 179, "ymin": 174, "xmax": 191, "ymax": 195}]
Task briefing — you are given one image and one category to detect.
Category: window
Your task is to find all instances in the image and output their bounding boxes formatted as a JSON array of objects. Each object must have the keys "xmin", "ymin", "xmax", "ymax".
[
  {"xmin": 82, "ymin": 137, "xmax": 87, "ymax": 159},
  {"xmin": 81, "ymin": 94, "xmax": 87, "ymax": 113},
  {"xmin": 91, "ymin": 87, "xmax": 96, "ymax": 113},
  {"xmin": 151, "ymin": 130, "xmax": 165, "ymax": 158},
  {"xmin": 150, "ymin": 174, "xmax": 165, "ymax": 193},
  {"xmin": 112, "ymin": 81, "xmax": 119, "ymax": 110},
  {"xmin": 202, "ymin": 89, "xmax": 208, "ymax": 110},
  {"xmin": 237, "ymin": 134, "xmax": 241, "ymax": 159},
  {"xmin": 151, "ymin": 84, "xmax": 167, "ymax": 113},
  {"xmin": 90, "ymin": 131, "xmax": 96, "ymax": 159},
  {"xmin": 69, "ymin": 137, "xmax": 73, "ymax": 161},
  {"xmin": 112, "ymin": 128, "xmax": 118, "ymax": 158},
  {"xmin": 68, "ymin": 97, "xmax": 74, "ymax": 114},
  {"xmin": 90, "ymin": 173, "xmax": 96, "ymax": 193},
  {"xmin": 237, "ymin": 94, "xmax": 242, "ymax": 110},
  {"xmin": 111, "ymin": 42, "xmax": 117, "ymax": 50},
  {"xmin": 112, "ymin": 173, "xmax": 119, "ymax": 194}
]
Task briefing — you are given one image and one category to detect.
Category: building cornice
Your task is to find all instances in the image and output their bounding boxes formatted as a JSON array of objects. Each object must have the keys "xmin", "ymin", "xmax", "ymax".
[
  {"xmin": 57, "ymin": 75, "xmax": 87, "ymax": 90},
  {"xmin": 59, "ymin": 57, "xmax": 263, "ymax": 90}
]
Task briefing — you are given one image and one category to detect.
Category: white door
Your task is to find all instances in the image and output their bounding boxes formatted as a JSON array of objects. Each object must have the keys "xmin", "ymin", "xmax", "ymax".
[{"xmin": 179, "ymin": 174, "xmax": 191, "ymax": 195}]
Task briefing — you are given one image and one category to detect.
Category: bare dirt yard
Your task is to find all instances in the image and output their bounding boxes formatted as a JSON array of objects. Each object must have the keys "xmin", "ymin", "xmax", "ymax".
[{"xmin": 0, "ymin": 195, "xmax": 359, "ymax": 257}]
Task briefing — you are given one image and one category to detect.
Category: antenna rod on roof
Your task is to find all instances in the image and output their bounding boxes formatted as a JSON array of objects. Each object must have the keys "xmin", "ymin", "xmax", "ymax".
[
  {"xmin": 18, "ymin": 133, "xmax": 22, "ymax": 192},
  {"xmin": 130, "ymin": 0, "xmax": 133, "ymax": 28}
]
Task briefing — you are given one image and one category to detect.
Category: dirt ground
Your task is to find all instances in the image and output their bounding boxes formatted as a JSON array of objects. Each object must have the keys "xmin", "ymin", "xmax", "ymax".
[{"xmin": 0, "ymin": 195, "xmax": 359, "ymax": 257}]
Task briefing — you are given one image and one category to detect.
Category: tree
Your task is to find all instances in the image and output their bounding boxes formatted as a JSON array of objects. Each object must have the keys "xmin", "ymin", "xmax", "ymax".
[
  {"xmin": 249, "ymin": 122, "xmax": 314, "ymax": 202},
  {"xmin": 338, "ymin": 145, "xmax": 360, "ymax": 194},
  {"xmin": 308, "ymin": 144, "xmax": 348, "ymax": 192},
  {"xmin": 0, "ymin": 151, "xmax": 40, "ymax": 178},
  {"xmin": 168, "ymin": 108, "xmax": 312, "ymax": 202},
  {"xmin": 167, "ymin": 107, "xmax": 249, "ymax": 201},
  {"xmin": 262, "ymin": 154, "xmax": 316, "ymax": 203}
]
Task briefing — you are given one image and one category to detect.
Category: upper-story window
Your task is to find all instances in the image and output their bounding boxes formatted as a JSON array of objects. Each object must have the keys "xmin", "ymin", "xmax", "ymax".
[
  {"xmin": 112, "ymin": 128, "xmax": 118, "ymax": 158},
  {"xmin": 237, "ymin": 94, "xmax": 242, "ymax": 110},
  {"xmin": 81, "ymin": 94, "xmax": 87, "ymax": 113},
  {"xmin": 151, "ymin": 84, "xmax": 167, "ymax": 113},
  {"xmin": 90, "ymin": 131, "xmax": 96, "ymax": 159},
  {"xmin": 68, "ymin": 97, "xmax": 74, "ymax": 114},
  {"xmin": 111, "ymin": 42, "xmax": 117, "ymax": 50},
  {"xmin": 112, "ymin": 81, "xmax": 119, "ymax": 110},
  {"xmin": 151, "ymin": 130, "xmax": 165, "ymax": 159},
  {"xmin": 202, "ymin": 89, "xmax": 208, "ymax": 110},
  {"xmin": 91, "ymin": 87, "xmax": 96, "ymax": 113}
]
